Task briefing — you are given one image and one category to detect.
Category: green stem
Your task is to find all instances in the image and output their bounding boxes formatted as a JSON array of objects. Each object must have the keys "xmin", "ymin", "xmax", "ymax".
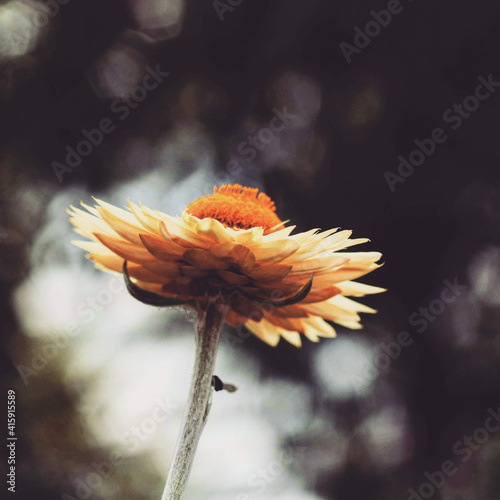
[{"xmin": 161, "ymin": 299, "xmax": 225, "ymax": 500}]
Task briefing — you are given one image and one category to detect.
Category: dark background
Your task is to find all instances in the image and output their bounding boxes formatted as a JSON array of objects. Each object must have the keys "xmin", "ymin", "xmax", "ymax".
[{"xmin": 1, "ymin": 0, "xmax": 500, "ymax": 499}]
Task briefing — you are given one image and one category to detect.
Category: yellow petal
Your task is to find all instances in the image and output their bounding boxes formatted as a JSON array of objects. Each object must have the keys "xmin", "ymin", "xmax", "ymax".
[
  {"xmin": 139, "ymin": 233, "xmax": 184, "ymax": 260},
  {"xmin": 314, "ymin": 262, "xmax": 383, "ymax": 285},
  {"xmin": 270, "ymin": 305, "xmax": 309, "ymax": 318},
  {"xmin": 289, "ymin": 255, "xmax": 349, "ymax": 275},
  {"xmin": 210, "ymin": 242, "xmax": 256, "ymax": 269},
  {"xmin": 94, "ymin": 199, "xmax": 144, "ymax": 245},
  {"xmin": 141, "ymin": 260, "xmax": 181, "ymax": 279},
  {"xmin": 182, "ymin": 248, "xmax": 230, "ymax": 270},
  {"xmin": 89, "ymin": 253, "xmax": 167, "ymax": 283},
  {"xmin": 68, "ymin": 206, "xmax": 116, "ymax": 240},
  {"xmin": 300, "ymin": 285, "xmax": 341, "ymax": 304},
  {"xmin": 217, "ymin": 270, "xmax": 250, "ymax": 285},
  {"xmin": 302, "ymin": 294, "xmax": 377, "ymax": 328},
  {"xmin": 226, "ymin": 244, "xmax": 256, "ymax": 269},
  {"xmin": 244, "ymin": 263, "xmax": 292, "ymax": 282},
  {"xmin": 93, "ymin": 233, "xmax": 157, "ymax": 265},
  {"xmin": 303, "ymin": 300, "xmax": 361, "ymax": 324},
  {"xmin": 196, "ymin": 217, "xmax": 235, "ymax": 243},
  {"xmin": 210, "ymin": 241, "xmax": 237, "ymax": 258},
  {"xmin": 160, "ymin": 220, "xmax": 211, "ymax": 248},
  {"xmin": 302, "ymin": 316, "xmax": 337, "ymax": 338},
  {"xmin": 334, "ymin": 251, "xmax": 383, "ymax": 264},
  {"xmin": 280, "ymin": 331, "xmax": 302, "ymax": 347},
  {"xmin": 250, "ymin": 239, "xmax": 299, "ymax": 263},
  {"xmin": 289, "ymin": 228, "xmax": 321, "ymax": 245},
  {"xmin": 303, "ymin": 330, "xmax": 320, "ymax": 342},
  {"xmin": 80, "ymin": 202, "xmax": 100, "ymax": 217},
  {"xmin": 245, "ymin": 319, "xmax": 281, "ymax": 346},
  {"xmin": 264, "ymin": 314, "xmax": 305, "ymax": 333},
  {"xmin": 329, "ymin": 295, "xmax": 377, "ymax": 314},
  {"xmin": 261, "ymin": 225, "xmax": 296, "ymax": 241},
  {"xmin": 334, "ymin": 281, "xmax": 387, "ymax": 297},
  {"xmin": 71, "ymin": 240, "xmax": 113, "ymax": 254},
  {"xmin": 231, "ymin": 226, "xmax": 263, "ymax": 245},
  {"xmin": 128, "ymin": 200, "xmax": 162, "ymax": 233}
]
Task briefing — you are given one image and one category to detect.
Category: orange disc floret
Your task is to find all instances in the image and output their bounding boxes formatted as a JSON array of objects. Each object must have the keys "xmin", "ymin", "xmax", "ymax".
[{"xmin": 186, "ymin": 184, "xmax": 284, "ymax": 232}]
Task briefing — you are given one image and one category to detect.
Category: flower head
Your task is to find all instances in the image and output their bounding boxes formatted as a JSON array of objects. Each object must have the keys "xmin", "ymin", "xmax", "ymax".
[{"xmin": 68, "ymin": 184, "xmax": 385, "ymax": 347}]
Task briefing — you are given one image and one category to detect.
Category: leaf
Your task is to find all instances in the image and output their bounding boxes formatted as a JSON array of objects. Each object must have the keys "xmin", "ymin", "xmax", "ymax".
[
  {"xmin": 123, "ymin": 261, "xmax": 191, "ymax": 307},
  {"xmin": 270, "ymin": 274, "xmax": 314, "ymax": 307}
]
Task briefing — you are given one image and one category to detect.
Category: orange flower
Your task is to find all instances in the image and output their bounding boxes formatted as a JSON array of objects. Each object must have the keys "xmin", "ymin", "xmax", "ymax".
[{"xmin": 68, "ymin": 184, "xmax": 385, "ymax": 347}]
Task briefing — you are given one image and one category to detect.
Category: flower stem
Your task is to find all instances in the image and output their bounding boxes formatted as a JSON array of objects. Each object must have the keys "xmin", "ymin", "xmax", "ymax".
[{"xmin": 161, "ymin": 298, "xmax": 225, "ymax": 500}]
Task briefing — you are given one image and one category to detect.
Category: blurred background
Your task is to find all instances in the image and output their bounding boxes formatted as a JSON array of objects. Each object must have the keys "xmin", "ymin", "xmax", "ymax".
[{"xmin": 1, "ymin": 0, "xmax": 500, "ymax": 499}]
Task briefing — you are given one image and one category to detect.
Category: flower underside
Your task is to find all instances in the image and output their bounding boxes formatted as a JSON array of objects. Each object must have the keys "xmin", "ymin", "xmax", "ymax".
[
  {"xmin": 122, "ymin": 259, "xmax": 315, "ymax": 309},
  {"xmin": 68, "ymin": 184, "xmax": 385, "ymax": 347}
]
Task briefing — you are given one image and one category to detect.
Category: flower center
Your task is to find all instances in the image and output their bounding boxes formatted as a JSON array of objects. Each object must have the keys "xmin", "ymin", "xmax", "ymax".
[{"xmin": 186, "ymin": 184, "xmax": 284, "ymax": 232}]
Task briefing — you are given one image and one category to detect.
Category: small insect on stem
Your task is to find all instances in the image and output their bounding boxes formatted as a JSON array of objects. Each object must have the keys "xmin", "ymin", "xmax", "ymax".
[{"xmin": 212, "ymin": 375, "xmax": 238, "ymax": 393}]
